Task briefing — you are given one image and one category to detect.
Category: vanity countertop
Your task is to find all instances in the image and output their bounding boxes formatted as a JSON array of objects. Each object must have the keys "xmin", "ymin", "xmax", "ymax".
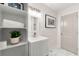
[{"xmin": 28, "ymin": 36, "xmax": 48, "ymax": 43}]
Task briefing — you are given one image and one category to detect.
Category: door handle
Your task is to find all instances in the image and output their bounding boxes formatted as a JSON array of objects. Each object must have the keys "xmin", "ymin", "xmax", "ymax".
[{"xmin": 61, "ymin": 33, "xmax": 63, "ymax": 35}]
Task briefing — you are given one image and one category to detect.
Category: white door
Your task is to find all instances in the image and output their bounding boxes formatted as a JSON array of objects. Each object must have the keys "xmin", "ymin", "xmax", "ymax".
[{"xmin": 61, "ymin": 12, "xmax": 78, "ymax": 54}]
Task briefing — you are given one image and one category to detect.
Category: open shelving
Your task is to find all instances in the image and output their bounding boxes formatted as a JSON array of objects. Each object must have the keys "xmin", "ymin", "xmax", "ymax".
[
  {"xmin": 0, "ymin": 41, "xmax": 28, "ymax": 51},
  {"xmin": 0, "ymin": 4, "xmax": 27, "ymax": 17},
  {"xmin": 0, "ymin": 3, "xmax": 28, "ymax": 53},
  {"xmin": 0, "ymin": 4, "xmax": 28, "ymax": 29}
]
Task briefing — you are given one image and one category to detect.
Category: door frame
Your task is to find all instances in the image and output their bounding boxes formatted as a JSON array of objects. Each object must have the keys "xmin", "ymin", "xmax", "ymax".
[{"xmin": 59, "ymin": 11, "xmax": 79, "ymax": 55}]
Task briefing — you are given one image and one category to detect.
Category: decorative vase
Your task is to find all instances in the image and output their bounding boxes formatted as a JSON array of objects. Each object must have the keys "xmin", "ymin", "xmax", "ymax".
[{"xmin": 10, "ymin": 37, "xmax": 20, "ymax": 44}]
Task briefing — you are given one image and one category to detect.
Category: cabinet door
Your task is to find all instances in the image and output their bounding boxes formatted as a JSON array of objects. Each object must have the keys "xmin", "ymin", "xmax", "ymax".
[
  {"xmin": 29, "ymin": 41, "xmax": 40, "ymax": 56},
  {"xmin": 1, "ymin": 45, "xmax": 28, "ymax": 56},
  {"xmin": 0, "ymin": 51, "xmax": 2, "ymax": 56},
  {"xmin": 29, "ymin": 39, "xmax": 48, "ymax": 56},
  {"xmin": 25, "ymin": 44, "xmax": 28, "ymax": 56}
]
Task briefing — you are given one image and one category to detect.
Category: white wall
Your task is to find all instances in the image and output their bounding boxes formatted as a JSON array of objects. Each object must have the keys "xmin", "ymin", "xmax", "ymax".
[
  {"xmin": 57, "ymin": 4, "xmax": 79, "ymax": 54},
  {"xmin": 28, "ymin": 3, "xmax": 57, "ymax": 49}
]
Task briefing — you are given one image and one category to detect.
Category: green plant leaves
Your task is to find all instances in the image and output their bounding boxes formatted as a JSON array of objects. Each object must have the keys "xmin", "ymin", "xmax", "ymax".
[{"xmin": 10, "ymin": 31, "xmax": 21, "ymax": 38}]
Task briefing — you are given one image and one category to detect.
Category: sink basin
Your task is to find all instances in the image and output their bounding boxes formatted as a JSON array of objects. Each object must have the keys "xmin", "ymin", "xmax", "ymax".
[{"xmin": 28, "ymin": 36, "xmax": 48, "ymax": 43}]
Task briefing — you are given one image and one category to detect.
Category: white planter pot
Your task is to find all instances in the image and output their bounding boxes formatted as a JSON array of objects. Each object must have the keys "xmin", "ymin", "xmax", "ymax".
[{"xmin": 10, "ymin": 37, "xmax": 20, "ymax": 44}]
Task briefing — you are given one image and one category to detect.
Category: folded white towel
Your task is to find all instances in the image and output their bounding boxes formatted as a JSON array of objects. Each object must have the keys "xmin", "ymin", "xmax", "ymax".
[{"xmin": 2, "ymin": 19, "xmax": 24, "ymax": 28}]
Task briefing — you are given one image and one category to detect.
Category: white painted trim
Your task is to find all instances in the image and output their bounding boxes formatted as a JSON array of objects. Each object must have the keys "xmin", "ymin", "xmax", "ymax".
[
  {"xmin": 57, "ymin": 15, "xmax": 61, "ymax": 48},
  {"xmin": 78, "ymin": 10, "xmax": 79, "ymax": 55}
]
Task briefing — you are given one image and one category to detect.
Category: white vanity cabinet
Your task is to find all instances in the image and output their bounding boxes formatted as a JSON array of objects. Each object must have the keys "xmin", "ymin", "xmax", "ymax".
[{"xmin": 28, "ymin": 36, "xmax": 48, "ymax": 56}]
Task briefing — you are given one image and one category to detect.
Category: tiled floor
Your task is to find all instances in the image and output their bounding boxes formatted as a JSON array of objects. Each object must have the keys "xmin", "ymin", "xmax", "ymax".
[{"xmin": 48, "ymin": 48, "xmax": 76, "ymax": 56}]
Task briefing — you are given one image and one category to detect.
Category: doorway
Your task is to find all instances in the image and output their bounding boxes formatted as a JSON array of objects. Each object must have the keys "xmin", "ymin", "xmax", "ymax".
[{"xmin": 61, "ymin": 12, "xmax": 78, "ymax": 55}]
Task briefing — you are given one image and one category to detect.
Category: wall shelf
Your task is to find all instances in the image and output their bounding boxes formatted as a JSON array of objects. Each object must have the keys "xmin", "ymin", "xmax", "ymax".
[
  {"xmin": 1, "ymin": 27, "xmax": 27, "ymax": 29},
  {"xmin": 0, "ymin": 41, "xmax": 28, "ymax": 51},
  {"xmin": 0, "ymin": 4, "xmax": 27, "ymax": 17}
]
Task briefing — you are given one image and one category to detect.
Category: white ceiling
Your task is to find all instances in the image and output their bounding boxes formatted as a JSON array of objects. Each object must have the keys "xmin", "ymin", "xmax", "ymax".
[{"xmin": 44, "ymin": 3, "xmax": 78, "ymax": 12}]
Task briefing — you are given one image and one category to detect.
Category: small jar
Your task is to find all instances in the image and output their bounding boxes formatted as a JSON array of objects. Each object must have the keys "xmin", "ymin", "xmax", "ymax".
[{"xmin": 0, "ymin": 41, "xmax": 7, "ymax": 48}]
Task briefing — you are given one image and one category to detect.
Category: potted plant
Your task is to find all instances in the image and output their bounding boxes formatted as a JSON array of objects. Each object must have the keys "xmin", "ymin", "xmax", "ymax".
[{"xmin": 10, "ymin": 31, "xmax": 21, "ymax": 44}]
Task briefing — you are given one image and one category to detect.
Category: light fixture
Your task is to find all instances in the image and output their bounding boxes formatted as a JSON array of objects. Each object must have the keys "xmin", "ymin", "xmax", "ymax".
[{"xmin": 28, "ymin": 9, "xmax": 41, "ymax": 18}]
